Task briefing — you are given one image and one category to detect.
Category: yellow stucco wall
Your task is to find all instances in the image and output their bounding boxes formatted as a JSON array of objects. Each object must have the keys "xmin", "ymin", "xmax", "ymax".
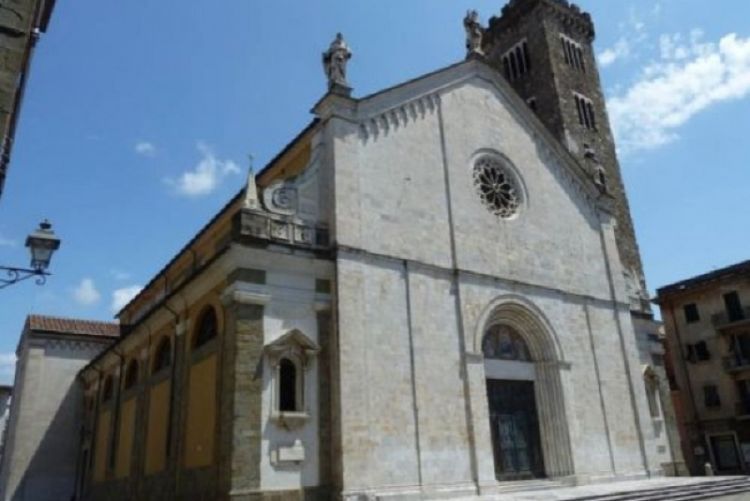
[
  {"xmin": 184, "ymin": 353, "xmax": 217, "ymax": 468},
  {"xmin": 145, "ymin": 380, "xmax": 170, "ymax": 475},
  {"xmin": 115, "ymin": 398, "xmax": 136, "ymax": 478},
  {"xmin": 93, "ymin": 409, "xmax": 111, "ymax": 483}
]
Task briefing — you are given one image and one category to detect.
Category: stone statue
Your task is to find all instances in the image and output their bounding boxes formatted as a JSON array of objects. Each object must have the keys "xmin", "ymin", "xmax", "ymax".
[
  {"xmin": 583, "ymin": 144, "xmax": 608, "ymax": 193},
  {"xmin": 463, "ymin": 10, "xmax": 484, "ymax": 57},
  {"xmin": 322, "ymin": 33, "xmax": 352, "ymax": 91}
]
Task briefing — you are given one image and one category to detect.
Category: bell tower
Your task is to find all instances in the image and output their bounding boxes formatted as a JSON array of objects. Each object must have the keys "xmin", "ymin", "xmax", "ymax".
[{"xmin": 482, "ymin": 0, "xmax": 650, "ymax": 312}]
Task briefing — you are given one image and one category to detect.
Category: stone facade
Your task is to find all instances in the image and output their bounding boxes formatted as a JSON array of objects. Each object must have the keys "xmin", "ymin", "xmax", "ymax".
[
  {"xmin": 0, "ymin": 316, "xmax": 116, "ymax": 501},
  {"xmin": 319, "ymin": 59, "xmax": 668, "ymax": 497},
  {"xmin": 0, "ymin": 0, "xmax": 55, "ymax": 199},
  {"xmin": 656, "ymin": 260, "xmax": 750, "ymax": 476},
  {"xmin": 6, "ymin": 2, "xmax": 690, "ymax": 499}
]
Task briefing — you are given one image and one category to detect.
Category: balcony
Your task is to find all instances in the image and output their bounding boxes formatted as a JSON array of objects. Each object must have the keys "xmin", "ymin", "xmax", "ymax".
[
  {"xmin": 736, "ymin": 401, "xmax": 750, "ymax": 420},
  {"xmin": 711, "ymin": 306, "xmax": 750, "ymax": 330},
  {"xmin": 723, "ymin": 355, "xmax": 750, "ymax": 373}
]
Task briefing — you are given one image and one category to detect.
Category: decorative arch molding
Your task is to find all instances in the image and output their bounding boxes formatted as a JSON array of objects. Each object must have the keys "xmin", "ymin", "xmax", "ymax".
[
  {"xmin": 475, "ymin": 294, "xmax": 575, "ymax": 479},
  {"xmin": 472, "ymin": 294, "xmax": 566, "ymax": 365}
]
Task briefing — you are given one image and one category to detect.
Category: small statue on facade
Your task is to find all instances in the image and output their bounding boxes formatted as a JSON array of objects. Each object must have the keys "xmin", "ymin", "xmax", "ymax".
[
  {"xmin": 463, "ymin": 10, "xmax": 484, "ymax": 57},
  {"xmin": 583, "ymin": 144, "xmax": 608, "ymax": 193},
  {"xmin": 322, "ymin": 33, "xmax": 352, "ymax": 92}
]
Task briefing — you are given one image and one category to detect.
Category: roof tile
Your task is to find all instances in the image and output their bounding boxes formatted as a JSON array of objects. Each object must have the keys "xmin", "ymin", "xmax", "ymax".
[{"xmin": 26, "ymin": 315, "xmax": 119, "ymax": 338}]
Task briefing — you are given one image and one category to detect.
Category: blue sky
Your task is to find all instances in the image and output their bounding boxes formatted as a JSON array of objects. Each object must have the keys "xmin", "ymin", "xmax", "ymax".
[{"xmin": 1, "ymin": 0, "xmax": 749, "ymax": 383}]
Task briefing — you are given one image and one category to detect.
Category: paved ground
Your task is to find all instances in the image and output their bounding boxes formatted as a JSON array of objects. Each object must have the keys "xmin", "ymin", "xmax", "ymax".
[{"xmin": 449, "ymin": 476, "xmax": 750, "ymax": 500}]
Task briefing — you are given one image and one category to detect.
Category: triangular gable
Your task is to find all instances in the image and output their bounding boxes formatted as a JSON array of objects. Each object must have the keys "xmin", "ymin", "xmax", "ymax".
[{"xmin": 314, "ymin": 57, "xmax": 613, "ymax": 215}]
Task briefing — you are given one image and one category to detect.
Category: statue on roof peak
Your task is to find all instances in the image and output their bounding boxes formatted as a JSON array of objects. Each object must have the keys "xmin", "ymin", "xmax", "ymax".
[
  {"xmin": 464, "ymin": 10, "xmax": 484, "ymax": 57},
  {"xmin": 322, "ymin": 32, "xmax": 352, "ymax": 92}
]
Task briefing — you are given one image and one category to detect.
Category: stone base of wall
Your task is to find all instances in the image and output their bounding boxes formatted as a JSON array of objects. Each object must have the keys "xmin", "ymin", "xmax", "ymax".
[{"xmin": 229, "ymin": 486, "xmax": 332, "ymax": 501}]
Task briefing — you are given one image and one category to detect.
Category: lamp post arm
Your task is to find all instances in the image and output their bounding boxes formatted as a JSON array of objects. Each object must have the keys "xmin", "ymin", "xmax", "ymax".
[{"xmin": 0, "ymin": 266, "xmax": 50, "ymax": 289}]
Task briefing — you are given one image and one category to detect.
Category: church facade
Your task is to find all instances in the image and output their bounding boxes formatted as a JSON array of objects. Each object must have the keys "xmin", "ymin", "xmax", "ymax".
[{"xmin": 71, "ymin": 1, "xmax": 681, "ymax": 500}]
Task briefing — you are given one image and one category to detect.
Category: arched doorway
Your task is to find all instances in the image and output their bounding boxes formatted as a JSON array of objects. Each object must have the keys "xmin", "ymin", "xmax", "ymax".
[
  {"xmin": 477, "ymin": 298, "xmax": 574, "ymax": 481},
  {"xmin": 483, "ymin": 324, "xmax": 544, "ymax": 480}
]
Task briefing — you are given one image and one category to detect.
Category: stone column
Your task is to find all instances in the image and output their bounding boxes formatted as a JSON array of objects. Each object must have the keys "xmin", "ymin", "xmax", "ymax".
[{"xmin": 219, "ymin": 288, "xmax": 267, "ymax": 498}]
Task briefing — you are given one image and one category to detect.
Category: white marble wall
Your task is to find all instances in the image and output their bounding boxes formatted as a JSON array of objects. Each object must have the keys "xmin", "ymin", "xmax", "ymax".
[{"xmin": 325, "ymin": 61, "xmax": 661, "ymax": 497}]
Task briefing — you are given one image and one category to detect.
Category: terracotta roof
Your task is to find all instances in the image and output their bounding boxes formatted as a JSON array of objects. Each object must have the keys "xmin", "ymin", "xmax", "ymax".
[{"xmin": 26, "ymin": 315, "xmax": 120, "ymax": 338}]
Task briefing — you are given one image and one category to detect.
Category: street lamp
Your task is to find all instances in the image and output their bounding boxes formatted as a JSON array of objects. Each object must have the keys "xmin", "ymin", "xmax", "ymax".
[{"xmin": 0, "ymin": 220, "xmax": 61, "ymax": 289}]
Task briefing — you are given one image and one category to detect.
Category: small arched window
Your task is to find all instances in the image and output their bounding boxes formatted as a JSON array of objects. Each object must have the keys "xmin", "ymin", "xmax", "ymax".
[
  {"xmin": 482, "ymin": 324, "xmax": 531, "ymax": 361},
  {"xmin": 278, "ymin": 358, "xmax": 298, "ymax": 412},
  {"xmin": 124, "ymin": 359, "xmax": 139, "ymax": 390},
  {"xmin": 193, "ymin": 307, "xmax": 218, "ymax": 349},
  {"xmin": 152, "ymin": 337, "xmax": 172, "ymax": 374},
  {"xmin": 101, "ymin": 376, "xmax": 114, "ymax": 403}
]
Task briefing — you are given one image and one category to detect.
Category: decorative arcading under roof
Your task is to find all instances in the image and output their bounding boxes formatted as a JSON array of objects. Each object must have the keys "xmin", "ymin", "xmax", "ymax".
[{"xmin": 487, "ymin": 0, "xmax": 595, "ymax": 42}]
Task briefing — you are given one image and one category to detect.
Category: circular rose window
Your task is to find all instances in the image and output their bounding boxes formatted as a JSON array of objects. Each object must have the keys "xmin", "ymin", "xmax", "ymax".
[{"xmin": 473, "ymin": 155, "xmax": 521, "ymax": 219}]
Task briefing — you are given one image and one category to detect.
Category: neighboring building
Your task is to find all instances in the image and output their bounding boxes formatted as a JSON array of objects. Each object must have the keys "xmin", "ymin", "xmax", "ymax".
[
  {"xmin": 0, "ymin": 315, "xmax": 118, "ymax": 501},
  {"xmin": 655, "ymin": 259, "xmax": 750, "ymax": 476},
  {"xmin": 0, "ymin": 387, "xmax": 12, "ymax": 464},
  {"xmin": 0, "ymin": 0, "xmax": 56, "ymax": 199},
  {"xmin": 70, "ymin": 2, "xmax": 688, "ymax": 499}
]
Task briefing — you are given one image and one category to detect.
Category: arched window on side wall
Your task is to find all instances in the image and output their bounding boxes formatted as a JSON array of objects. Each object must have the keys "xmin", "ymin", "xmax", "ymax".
[
  {"xmin": 278, "ymin": 358, "xmax": 298, "ymax": 412},
  {"xmin": 124, "ymin": 359, "xmax": 139, "ymax": 390},
  {"xmin": 152, "ymin": 337, "xmax": 172, "ymax": 375},
  {"xmin": 193, "ymin": 307, "xmax": 218, "ymax": 350},
  {"xmin": 101, "ymin": 376, "xmax": 114, "ymax": 403}
]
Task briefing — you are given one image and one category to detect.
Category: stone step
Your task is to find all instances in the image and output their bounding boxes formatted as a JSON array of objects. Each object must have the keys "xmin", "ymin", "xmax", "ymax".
[{"xmin": 569, "ymin": 478, "xmax": 750, "ymax": 501}]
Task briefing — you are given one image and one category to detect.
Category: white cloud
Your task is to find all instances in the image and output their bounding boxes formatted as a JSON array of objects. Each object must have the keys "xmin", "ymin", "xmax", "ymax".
[
  {"xmin": 599, "ymin": 38, "xmax": 630, "ymax": 67},
  {"xmin": 73, "ymin": 278, "xmax": 101, "ymax": 306},
  {"xmin": 135, "ymin": 141, "xmax": 156, "ymax": 157},
  {"xmin": 0, "ymin": 235, "xmax": 16, "ymax": 247},
  {"xmin": 0, "ymin": 353, "xmax": 15, "ymax": 384},
  {"xmin": 165, "ymin": 142, "xmax": 241, "ymax": 197},
  {"xmin": 609, "ymin": 32, "xmax": 750, "ymax": 153},
  {"xmin": 110, "ymin": 269, "xmax": 131, "ymax": 281},
  {"xmin": 111, "ymin": 285, "xmax": 143, "ymax": 313}
]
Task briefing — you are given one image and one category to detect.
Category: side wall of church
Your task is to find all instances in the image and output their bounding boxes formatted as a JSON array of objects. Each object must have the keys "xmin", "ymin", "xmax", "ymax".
[{"xmin": 329, "ymin": 68, "xmax": 660, "ymax": 496}]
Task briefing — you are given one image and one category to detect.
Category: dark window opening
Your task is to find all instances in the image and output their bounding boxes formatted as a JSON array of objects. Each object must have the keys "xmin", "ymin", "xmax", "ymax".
[
  {"xmin": 561, "ymin": 38, "xmax": 570, "ymax": 65},
  {"xmin": 124, "ymin": 359, "xmax": 139, "ymax": 390},
  {"xmin": 194, "ymin": 307, "xmax": 218, "ymax": 349},
  {"xmin": 509, "ymin": 51, "xmax": 519, "ymax": 80},
  {"xmin": 502, "ymin": 40, "xmax": 531, "ymax": 82},
  {"xmin": 687, "ymin": 340, "xmax": 711, "ymax": 362},
  {"xmin": 152, "ymin": 336, "xmax": 172, "ymax": 374},
  {"xmin": 522, "ymin": 42, "xmax": 531, "ymax": 71},
  {"xmin": 279, "ymin": 358, "xmax": 298, "ymax": 412},
  {"xmin": 526, "ymin": 97, "xmax": 537, "ymax": 112},
  {"xmin": 561, "ymin": 36, "xmax": 586, "ymax": 72},
  {"xmin": 724, "ymin": 291, "xmax": 744, "ymax": 322},
  {"xmin": 704, "ymin": 385, "xmax": 721, "ymax": 408},
  {"xmin": 683, "ymin": 303, "xmax": 700, "ymax": 323},
  {"xmin": 574, "ymin": 94, "xmax": 596, "ymax": 130}
]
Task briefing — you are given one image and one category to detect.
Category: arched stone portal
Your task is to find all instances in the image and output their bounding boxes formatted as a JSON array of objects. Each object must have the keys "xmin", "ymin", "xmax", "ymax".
[{"xmin": 477, "ymin": 298, "xmax": 574, "ymax": 481}]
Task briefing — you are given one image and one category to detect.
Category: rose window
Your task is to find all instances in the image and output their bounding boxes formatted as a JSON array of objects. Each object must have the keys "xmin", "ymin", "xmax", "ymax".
[{"xmin": 473, "ymin": 156, "xmax": 520, "ymax": 219}]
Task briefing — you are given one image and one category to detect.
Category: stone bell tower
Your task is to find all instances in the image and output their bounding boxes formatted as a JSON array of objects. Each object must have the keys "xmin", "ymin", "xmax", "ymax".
[{"xmin": 482, "ymin": 0, "xmax": 650, "ymax": 313}]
